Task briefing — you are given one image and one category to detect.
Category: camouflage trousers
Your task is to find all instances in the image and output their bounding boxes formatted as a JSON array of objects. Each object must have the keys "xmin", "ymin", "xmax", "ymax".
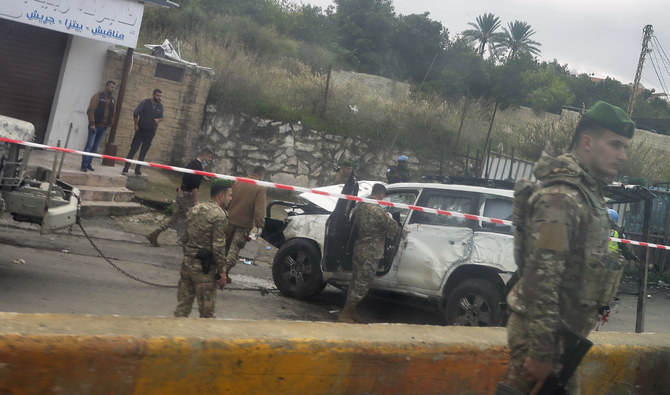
[
  {"xmin": 174, "ymin": 259, "xmax": 218, "ymax": 318},
  {"xmin": 158, "ymin": 189, "xmax": 196, "ymax": 238},
  {"xmin": 501, "ymin": 312, "xmax": 579, "ymax": 394},
  {"xmin": 224, "ymin": 224, "xmax": 250, "ymax": 272},
  {"xmin": 344, "ymin": 251, "xmax": 379, "ymax": 307}
]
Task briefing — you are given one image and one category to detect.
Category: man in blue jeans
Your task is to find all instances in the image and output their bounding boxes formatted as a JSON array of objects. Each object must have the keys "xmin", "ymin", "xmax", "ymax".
[
  {"xmin": 81, "ymin": 80, "xmax": 116, "ymax": 172},
  {"xmin": 122, "ymin": 88, "xmax": 164, "ymax": 176}
]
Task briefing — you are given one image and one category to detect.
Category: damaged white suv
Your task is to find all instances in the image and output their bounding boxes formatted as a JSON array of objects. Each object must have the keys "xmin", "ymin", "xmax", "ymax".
[{"xmin": 261, "ymin": 177, "xmax": 516, "ymax": 326}]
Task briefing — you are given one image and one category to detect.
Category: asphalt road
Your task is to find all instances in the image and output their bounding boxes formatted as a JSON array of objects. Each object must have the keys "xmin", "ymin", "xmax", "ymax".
[
  {"xmin": 0, "ymin": 213, "xmax": 444, "ymax": 324},
  {"xmin": 0, "ymin": 213, "xmax": 332, "ymax": 321},
  {"xmin": 1, "ymin": 212, "xmax": 669, "ymax": 332}
]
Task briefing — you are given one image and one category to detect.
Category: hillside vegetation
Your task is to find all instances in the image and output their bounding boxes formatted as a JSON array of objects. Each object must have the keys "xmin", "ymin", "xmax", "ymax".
[{"xmin": 139, "ymin": 0, "xmax": 670, "ymax": 182}]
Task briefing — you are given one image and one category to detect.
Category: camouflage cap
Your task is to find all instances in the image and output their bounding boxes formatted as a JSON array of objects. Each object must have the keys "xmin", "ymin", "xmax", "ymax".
[
  {"xmin": 585, "ymin": 101, "xmax": 635, "ymax": 138},
  {"xmin": 211, "ymin": 178, "xmax": 232, "ymax": 188}
]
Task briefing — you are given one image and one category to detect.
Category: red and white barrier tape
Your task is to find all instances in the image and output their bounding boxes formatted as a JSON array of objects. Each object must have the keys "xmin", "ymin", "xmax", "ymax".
[
  {"xmin": 1, "ymin": 137, "xmax": 664, "ymax": 251},
  {"xmin": 610, "ymin": 237, "xmax": 670, "ymax": 251}
]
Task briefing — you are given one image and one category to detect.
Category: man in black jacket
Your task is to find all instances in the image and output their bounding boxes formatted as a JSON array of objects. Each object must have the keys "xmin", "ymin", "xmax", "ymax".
[
  {"xmin": 81, "ymin": 80, "xmax": 115, "ymax": 172},
  {"xmin": 122, "ymin": 88, "xmax": 164, "ymax": 176},
  {"xmin": 147, "ymin": 148, "xmax": 214, "ymax": 247}
]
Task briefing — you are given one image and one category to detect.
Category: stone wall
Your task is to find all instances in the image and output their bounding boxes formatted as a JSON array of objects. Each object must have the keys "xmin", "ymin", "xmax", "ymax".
[
  {"xmin": 201, "ymin": 108, "xmax": 438, "ymax": 188},
  {"xmin": 201, "ymin": 105, "xmax": 670, "ymax": 188},
  {"xmin": 103, "ymin": 48, "xmax": 214, "ymax": 167}
]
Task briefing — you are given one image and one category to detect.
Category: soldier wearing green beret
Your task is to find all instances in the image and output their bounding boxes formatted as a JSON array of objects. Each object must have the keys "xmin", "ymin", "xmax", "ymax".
[
  {"xmin": 174, "ymin": 178, "xmax": 233, "ymax": 318},
  {"xmin": 497, "ymin": 101, "xmax": 634, "ymax": 395},
  {"xmin": 329, "ymin": 160, "xmax": 354, "ymax": 185}
]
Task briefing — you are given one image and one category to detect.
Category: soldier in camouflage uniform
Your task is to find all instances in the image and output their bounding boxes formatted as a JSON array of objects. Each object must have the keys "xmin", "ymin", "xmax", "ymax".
[
  {"xmin": 386, "ymin": 155, "xmax": 410, "ymax": 184},
  {"xmin": 339, "ymin": 183, "xmax": 401, "ymax": 323},
  {"xmin": 147, "ymin": 148, "xmax": 214, "ymax": 247},
  {"xmin": 496, "ymin": 101, "xmax": 635, "ymax": 395},
  {"xmin": 329, "ymin": 160, "xmax": 354, "ymax": 184},
  {"xmin": 174, "ymin": 178, "xmax": 233, "ymax": 319}
]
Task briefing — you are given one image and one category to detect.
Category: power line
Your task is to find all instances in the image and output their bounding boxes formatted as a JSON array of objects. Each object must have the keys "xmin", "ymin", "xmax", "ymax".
[
  {"xmin": 652, "ymin": 35, "xmax": 670, "ymax": 65},
  {"xmin": 651, "ymin": 36, "xmax": 670, "ymax": 77},
  {"xmin": 648, "ymin": 36, "xmax": 670, "ymax": 95},
  {"xmin": 648, "ymin": 49, "xmax": 669, "ymax": 95}
]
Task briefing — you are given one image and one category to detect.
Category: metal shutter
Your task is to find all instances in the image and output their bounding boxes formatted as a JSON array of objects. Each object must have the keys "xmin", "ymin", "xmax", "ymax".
[{"xmin": 0, "ymin": 18, "xmax": 68, "ymax": 143}]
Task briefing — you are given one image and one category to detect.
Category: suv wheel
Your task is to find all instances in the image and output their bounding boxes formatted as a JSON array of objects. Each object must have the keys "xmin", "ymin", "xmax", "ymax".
[
  {"xmin": 445, "ymin": 279, "xmax": 503, "ymax": 326},
  {"xmin": 272, "ymin": 239, "xmax": 326, "ymax": 299}
]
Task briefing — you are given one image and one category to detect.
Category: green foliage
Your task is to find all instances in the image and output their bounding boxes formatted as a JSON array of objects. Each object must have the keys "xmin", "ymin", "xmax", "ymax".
[
  {"xmin": 139, "ymin": 1, "xmax": 670, "ymax": 185},
  {"xmin": 493, "ymin": 52, "xmax": 537, "ymax": 109},
  {"xmin": 333, "ymin": 0, "xmax": 397, "ymax": 75},
  {"xmin": 521, "ymin": 65, "xmax": 575, "ymax": 114},
  {"xmin": 391, "ymin": 13, "xmax": 449, "ymax": 81},
  {"xmin": 618, "ymin": 139, "xmax": 670, "ymax": 183},
  {"xmin": 461, "ymin": 13, "xmax": 504, "ymax": 58},
  {"xmin": 498, "ymin": 118, "xmax": 576, "ymax": 162},
  {"xmin": 500, "ymin": 20, "xmax": 541, "ymax": 61},
  {"xmin": 419, "ymin": 39, "xmax": 491, "ymax": 99}
]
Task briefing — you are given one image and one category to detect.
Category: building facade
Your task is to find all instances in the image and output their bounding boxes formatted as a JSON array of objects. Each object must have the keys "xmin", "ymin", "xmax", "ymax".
[{"xmin": 0, "ymin": 0, "xmax": 175, "ymax": 150}]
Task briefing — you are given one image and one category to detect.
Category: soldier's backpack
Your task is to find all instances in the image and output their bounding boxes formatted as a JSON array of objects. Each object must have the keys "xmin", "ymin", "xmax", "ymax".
[
  {"xmin": 512, "ymin": 179, "xmax": 539, "ymax": 275},
  {"xmin": 505, "ymin": 178, "xmax": 538, "ymax": 294}
]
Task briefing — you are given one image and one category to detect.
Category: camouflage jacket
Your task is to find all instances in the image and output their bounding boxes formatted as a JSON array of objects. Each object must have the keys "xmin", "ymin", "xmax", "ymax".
[
  {"xmin": 182, "ymin": 201, "xmax": 229, "ymax": 273},
  {"xmin": 386, "ymin": 166, "xmax": 410, "ymax": 184},
  {"xmin": 507, "ymin": 150, "xmax": 615, "ymax": 362},
  {"xmin": 353, "ymin": 202, "xmax": 400, "ymax": 260}
]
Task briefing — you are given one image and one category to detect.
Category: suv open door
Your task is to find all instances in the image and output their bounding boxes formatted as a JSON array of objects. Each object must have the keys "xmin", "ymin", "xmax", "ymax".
[{"xmin": 322, "ymin": 174, "xmax": 358, "ymax": 272}]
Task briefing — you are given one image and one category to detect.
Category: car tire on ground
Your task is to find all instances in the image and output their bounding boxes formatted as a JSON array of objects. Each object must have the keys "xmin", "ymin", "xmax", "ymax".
[
  {"xmin": 272, "ymin": 239, "xmax": 326, "ymax": 299},
  {"xmin": 445, "ymin": 279, "xmax": 503, "ymax": 327}
]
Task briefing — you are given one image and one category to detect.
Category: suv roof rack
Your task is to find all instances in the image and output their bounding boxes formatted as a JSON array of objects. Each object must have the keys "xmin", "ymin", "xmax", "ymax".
[{"xmin": 420, "ymin": 175, "xmax": 515, "ymax": 190}]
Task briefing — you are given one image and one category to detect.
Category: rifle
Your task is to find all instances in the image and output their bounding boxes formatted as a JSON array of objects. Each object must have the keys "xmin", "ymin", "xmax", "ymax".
[
  {"xmin": 196, "ymin": 219, "xmax": 219, "ymax": 275},
  {"xmin": 538, "ymin": 324, "xmax": 593, "ymax": 395},
  {"xmin": 196, "ymin": 248, "xmax": 213, "ymax": 274}
]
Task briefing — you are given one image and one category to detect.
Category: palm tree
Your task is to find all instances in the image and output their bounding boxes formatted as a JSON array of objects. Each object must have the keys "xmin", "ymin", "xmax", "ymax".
[
  {"xmin": 501, "ymin": 20, "xmax": 541, "ymax": 61},
  {"xmin": 462, "ymin": 13, "xmax": 504, "ymax": 58}
]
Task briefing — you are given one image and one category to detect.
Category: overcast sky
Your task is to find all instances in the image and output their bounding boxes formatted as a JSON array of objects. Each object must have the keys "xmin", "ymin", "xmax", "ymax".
[{"xmin": 304, "ymin": 0, "xmax": 669, "ymax": 93}]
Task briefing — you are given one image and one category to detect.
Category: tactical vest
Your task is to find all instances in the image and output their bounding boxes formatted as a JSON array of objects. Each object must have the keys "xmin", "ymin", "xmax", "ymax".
[
  {"xmin": 513, "ymin": 175, "xmax": 623, "ymax": 307},
  {"xmin": 93, "ymin": 92, "xmax": 114, "ymax": 126},
  {"xmin": 137, "ymin": 99, "xmax": 162, "ymax": 132}
]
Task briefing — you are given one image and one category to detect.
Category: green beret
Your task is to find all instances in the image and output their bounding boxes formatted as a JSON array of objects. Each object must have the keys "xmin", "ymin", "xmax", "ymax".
[
  {"xmin": 585, "ymin": 101, "xmax": 635, "ymax": 138},
  {"xmin": 211, "ymin": 178, "xmax": 232, "ymax": 188},
  {"xmin": 339, "ymin": 160, "xmax": 353, "ymax": 168}
]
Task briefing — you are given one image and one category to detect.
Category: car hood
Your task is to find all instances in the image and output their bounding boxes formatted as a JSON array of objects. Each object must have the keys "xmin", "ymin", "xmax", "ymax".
[{"xmin": 299, "ymin": 180, "xmax": 376, "ymax": 212}]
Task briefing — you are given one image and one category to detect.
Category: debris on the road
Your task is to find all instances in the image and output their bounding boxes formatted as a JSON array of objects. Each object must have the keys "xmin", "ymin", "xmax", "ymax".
[
  {"xmin": 12, "ymin": 259, "xmax": 25, "ymax": 264},
  {"xmin": 329, "ymin": 310, "xmax": 340, "ymax": 314},
  {"xmin": 61, "ymin": 250, "xmax": 70, "ymax": 253},
  {"xmin": 242, "ymin": 259, "xmax": 253, "ymax": 265}
]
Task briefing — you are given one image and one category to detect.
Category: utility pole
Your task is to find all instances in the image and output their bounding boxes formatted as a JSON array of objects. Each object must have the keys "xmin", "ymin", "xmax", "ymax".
[{"xmin": 627, "ymin": 25, "xmax": 653, "ymax": 116}]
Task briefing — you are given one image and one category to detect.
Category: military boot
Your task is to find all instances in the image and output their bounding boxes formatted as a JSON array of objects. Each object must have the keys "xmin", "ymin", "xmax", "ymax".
[
  {"xmin": 147, "ymin": 229, "xmax": 161, "ymax": 247},
  {"xmin": 338, "ymin": 305, "xmax": 356, "ymax": 323},
  {"xmin": 338, "ymin": 303, "xmax": 365, "ymax": 323}
]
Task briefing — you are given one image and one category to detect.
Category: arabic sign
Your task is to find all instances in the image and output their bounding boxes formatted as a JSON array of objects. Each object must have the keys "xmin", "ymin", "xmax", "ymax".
[{"xmin": 0, "ymin": 0, "xmax": 144, "ymax": 47}]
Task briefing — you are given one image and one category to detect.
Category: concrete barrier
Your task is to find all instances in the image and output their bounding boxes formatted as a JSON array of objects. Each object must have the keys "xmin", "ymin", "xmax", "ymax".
[{"xmin": 0, "ymin": 313, "xmax": 668, "ymax": 394}]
